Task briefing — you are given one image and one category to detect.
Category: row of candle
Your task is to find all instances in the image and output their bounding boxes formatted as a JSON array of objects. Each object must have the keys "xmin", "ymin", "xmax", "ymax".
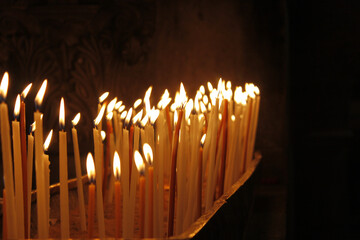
[{"xmin": 0, "ymin": 71, "xmax": 260, "ymax": 238}]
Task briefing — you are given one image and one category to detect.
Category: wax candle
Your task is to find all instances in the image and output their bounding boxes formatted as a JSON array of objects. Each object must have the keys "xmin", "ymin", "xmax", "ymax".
[
  {"xmin": 113, "ymin": 151, "xmax": 122, "ymax": 238},
  {"xmin": 0, "ymin": 72, "xmax": 18, "ymax": 239},
  {"xmin": 98, "ymin": 92, "xmax": 109, "ymax": 132},
  {"xmin": 34, "ymin": 79, "xmax": 48, "ymax": 238},
  {"xmin": 20, "ymin": 83, "xmax": 31, "ymax": 238},
  {"xmin": 86, "ymin": 153, "xmax": 96, "ymax": 238},
  {"xmin": 93, "ymin": 105, "xmax": 106, "ymax": 238},
  {"xmin": 43, "ymin": 129, "xmax": 53, "ymax": 228},
  {"xmin": 197, "ymin": 134, "xmax": 206, "ymax": 218},
  {"xmin": 134, "ymin": 150, "xmax": 145, "ymax": 238},
  {"xmin": 71, "ymin": 113, "xmax": 86, "ymax": 231},
  {"xmin": 59, "ymin": 97, "xmax": 70, "ymax": 238},
  {"xmin": 12, "ymin": 94, "xmax": 25, "ymax": 238},
  {"xmin": 2, "ymin": 188, "xmax": 6, "ymax": 240},
  {"xmin": 26, "ymin": 122, "xmax": 35, "ymax": 236},
  {"xmin": 143, "ymin": 143, "xmax": 153, "ymax": 237}
]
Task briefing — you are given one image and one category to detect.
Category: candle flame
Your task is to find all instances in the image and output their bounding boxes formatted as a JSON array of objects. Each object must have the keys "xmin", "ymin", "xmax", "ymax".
[
  {"xmin": 133, "ymin": 99, "xmax": 142, "ymax": 109},
  {"xmin": 199, "ymin": 85, "xmax": 205, "ymax": 95},
  {"xmin": 149, "ymin": 108, "xmax": 159, "ymax": 125},
  {"xmin": 43, "ymin": 129, "xmax": 53, "ymax": 151},
  {"xmin": 107, "ymin": 97, "xmax": 117, "ymax": 114},
  {"xmin": 210, "ymin": 90, "xmax": 217, "ymax": 106},
  {"xmin": 254, "ymin": 86, "xmax": 260, "ymax": 95},
  {"xmin": 200, "ymin": 101, "xmax": 207, "ymax": 113},
  {"xmin": 194, "ymin": 98, "xmax": 200, "ymax": 113},
  {"xmin": 35, "ymin": 80, "xmax": 47, "ymax": 109},
  {"xmin": 59, "ymin": 98, "xmax": 65, "ymax": 130},
  {"xmin": 113, "ymin": 151, "xmax": 121, "ymax": 180},
  {"xmin": 203, "ymin": 95, "xmax": 209, "ymax": 105},
  {"xmin": 224, "ymin": 89, "xmax": 232, "ymax": 101},
  {"xmin": 185, "ymin": 99, "xmax": 193, "ymax": 119},
  {"xmin": 198, "ymin": 113, "xmax": 205, "ymax": 121},
  {"xmin": 161, "ymin": 89, "xmax": 170, "ymax": 99},
  {"xmin": 0, "ymin": 72, "xmax": 9, "ymax": 100},
  {"xmin": 132, "ymin": 109, "xmax": 143, "ymax": 124},
  {"xmin": 219, "ymin": 113, "xmax": 222, "ymax": 121},
  {"xmin": 144, "ymin": 86, "xmax": 153, "ymax": 100},
  {"xmin": 115, "ymin": 101, "xmax": 123, "ymax": 110},
  {"xmin": 120, "ymin": 110, "xmax": 127, "ymax": 120},
  {"xmin": 86, "ymin": 152, "xmax": 96, "ymax": 182},
  {"xmin": 106, "ymin": 112, "xmax": 113, "ymax": 121},
  {"xmin": 143, "ymin": 143, "xmax": 153, "ymax": 166},
  {"xmin": 234, "ymin": 87, "xmax": 242, "ymax": 104},
  {"xmin": 14, "ymin": 94, "xmax": 21, "ymax": 118},
  {"xmin": 21, "ymin": 83, "xmax": 32, "ymax": 99},
  {"xmin": 72, "ymin": 113, "xmax": 81, "ymax": 127},
  {"xmin": 226, "ymin": 81, "xmax": 232, "ymax": 90},
  {"xmin": 118, "ymin": 105, "xmax": 125, "ymax": 113},
  {"xmin": 144, "ymin": 86, "xmax": 152, "ymax": 114},
  {"xmin": 207, "ymin": 82, "xmax": 213, "ymax": 92},
  {"xmin": 134, "ymin": 150, "xmax": 145, "ymax": 174},
  {"xmin": 94, "ymin": 104, "xmax": 106, "ymax": 126},
  {"xmin": 101, "ymin": 130, "xmax": 106, "ymax": 141},
  {"xmin": 99, "ymin": 92, "xmax": 109, "ymax": 104},
  {"xmin": 201, "ymin": 133, "xmax": 206, "ymax": 147},
  {"xmin": 125, "ymin": 108, "xmax": 132, "ymax": 126},
  {"xmin": 231, "ymin": 115, "xmax": 235, "ymax": 121},
  {"xmin": 140, "ymin": 114, "xmax": 149, "ymax": 128},
  {"xmin": 208, "ymin": 103, "xmax": 212, "ymax": 111},
  {"xmin": 179, "ymin": 82, "xmax": 187, "ymax": 107},
  {"xmin": 173, "ymin": 109, "xmax": 178, "ymax": 126},
  {"xmin": 30, "ymin": 122, "xmax": 36, "ymax": 133}
]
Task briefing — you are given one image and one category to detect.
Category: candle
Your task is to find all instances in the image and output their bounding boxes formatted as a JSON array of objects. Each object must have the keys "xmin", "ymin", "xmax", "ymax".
[
  {"xmin": 143, "ymin": 143, "xmax": 154, "ymax": 237},
  {"xmin": 134, "ymin": 150, "xmax": 145, "ymax": 238},
  {"xmin": 71, "ymin": 113, "xmax": 87, "ymax": 231},
  {"xmin": 34, "ymin": 79, "xmax": 48, "ymax": 238},
  {"xmin": 113, "ymin": 151, "xmax": 122, "ymax": 238},
  {"xmin": 0, "ymin": 72, "xmax": 18, "ymax": 239},
  {"xmin": 2, "ymin": 188, "xmax": 6, "ymax": 240},
  {"xmin": 12, "ymin": 94, "xmax": 25, "ymax": 238},
  {"xmin": 59, "ymin": 97, "xmax": 70, "ymax": 238},
  {"xmin": 43, "ymin": 129, "xmax": 53, "ymax": 229},
  {"xmin": 86, "ymin": 153, "xmax": 96, "ymax": 238},
  {"xmin": 196, "ymin": 134, "xmax": 206, "ymax": 219},
  {"xmin": 98, "ymin": 92, "xmax": 109, "ymax": 132},
  {"xmin": 20, "ymin": 83, "xmax": 31, "ymax": 238},
  {"xmin": 26, "ymin": 122, "xmax": 35, "ymax": 236},
  {"xmin": 93, "ymin": 104, "xmax": 106, "ymax": 238}
]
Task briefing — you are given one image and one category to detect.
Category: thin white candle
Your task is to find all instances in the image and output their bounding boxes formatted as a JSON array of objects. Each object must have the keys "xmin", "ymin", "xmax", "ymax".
[
  {"xmin": 71, "ymin": 113, "xmax": 87, "ymax": 231},
  {"xmin": 26, "ymin": 122, "xmax": 35, "ymax": 236},
  {"xmin": 12, "ymin": 94, "xmax": 24, "ymax": 238}
]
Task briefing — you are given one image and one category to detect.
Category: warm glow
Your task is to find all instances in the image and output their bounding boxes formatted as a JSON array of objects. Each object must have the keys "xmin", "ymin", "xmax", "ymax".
[
  {"xmin": 210, "ymin": 90, "xmax": 217, "ymax": 106},
  {"xmin": 179, "ymin": 82, "xmax": 187, "ymax": 107},
  {"xmin": 125, "ymin": 108, "xmax": 133, "ymax": 126},
  {"xmin": 35, "ymin": 80, "xmax": 47, "ymax": 109},
  {"xmin": 226, "ymin": 81, "xmax": 232, "ymax": 90},
  {"xmin": 107, "ymin": 97, "xmax": 117, "ymax": 114},
  {"xmin": 254, "ymin": 86, "xmax": 260, "ymax": 95},
  {"xmin": 201, "ymin": 133, "xmax": 206, "ymax": 147},
  {"xmin": 149, "ymin": 108, "xmax": 160, "ymax": 125},
  {"xmin": 161, "ymin": 89, "xmax": 170, "ymax": 100},
  {"xmin": 59, "ymin": 98, "xmax": 65, "ymax": 129},
  {"xmin": 234, "ymin": 87, "xmax": 242, "ymax": 104},
  {"xmin": 143, "ymin": 143, "xmax": 153, "ymax": 166},
  {"xmin": 203, "ymin": 95, "xmax": 209, "ymax": 105},
  {"xmin": 198, "ymin": 113, "xmax": 204, "ymax": 122},
  {"xmin": 245, "ymin": 83, "xmax": 256, "ymax": 98},
  {"xmin": 72, "ymin": 113, "xmax": 81, "ymax": 127},
  {"xmin": 94, "ymin": 104, "xmax": 106, "ymax": 126},
  {"xmin": 219, "ymin": 113, "xmax": 222, "ymax": 121},
  {"xmin": 208, "ymin": 103, "xmax": 212, "ymax": 111},
  {"xmin": 86, "ymin": 152, "xmax": 96, "ymax": 182},
  {"xmin": 231, "ymin": 115, "xmax": 235, "ymax": 121},
  {"xmin": 173, "ymin": 110, "xmax": 178, "ymax": 126},
  {"xmin": 134, "ymin": 150, "xmax": 145, "ymax": 174},
  {"xmin": 14, "ymin": 94, "xmax": 20, "ymax": 119},
  {"xmin": 0, "ymin": 72, "xmax": 9, "ymax": 100},
  {"xmin": 99, "ymin": 92, "xmax": 109, "ymax": 104},
  {"xmin": 144, "ymin": 86, "xmax": 152, "ymax": 113},
  {"xmin": 21, "ymin": 83, "xmax": 32, "ymax": 99},
  {"xmin": 115, "ymin": 101, "xmax": 123, "ymax": 110},
  {"xmin": 194, "ymin": 98, "xmax": 200, "ymax": 113},
  {"xmin": 43, "ymin": 129, "xmax": 53, "ymax": 151},
  {"xmin": 120, "ymin": 110, "xmax": 127, "ymax": 120},
  {"xmin": 113, "ymin": 151, "xmax": 121, "ymax": 180},
  {"xmin": 200, "ymin": 101, "xmax": 207, "ymax": 113},
  {"xmin": 133, "ymin": 99, "xmax": 142, "ymax": 109},
  {"xmin": 101, "ymin": 130, "xmax": 106, "ymax": 141},
  {"xmin": 132, "ymin": 109, "xmax": 143, "ymax": 124},
  {"xmin": 199, "ymin": 85, "xmax": 205, "ymax": 95},
  {"xmin": 140, "ymin": 114, "xmax": 149, "ymax": 128},
  {"xmin": 224, "ymin": 89, "xmax": 232, "ymax": 101}
]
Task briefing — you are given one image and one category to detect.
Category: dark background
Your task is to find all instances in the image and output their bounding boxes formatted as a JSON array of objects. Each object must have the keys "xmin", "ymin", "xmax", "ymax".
[{"xmin": 0, "ymin": 0, "xmax": 359, "ymax": 239}]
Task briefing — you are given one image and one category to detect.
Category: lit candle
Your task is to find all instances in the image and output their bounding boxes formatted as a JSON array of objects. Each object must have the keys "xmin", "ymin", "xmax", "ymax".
[
  {"xmin": 20, "ymin": 83, "xmax": 31, "ymax": 238},
  {"xmin": 122, "ymin": 108, "xmax": 131, "ymax": 238},
  {"xmin": 26, "ymin": 122, "xmax": 35, "ymax": 236},
  {"xmin": 0, "ymin": 72, "xmax": 18, "ymax": 239},
  {"xmin": 134, "ymin": 150, "xmax": 145, "ymax": 238},
  {"xmin": 93, "ymin": 105, "xmax": 106, "ymax": 238},
  {"xmin": 71, "ymin": 113, "xmax": 86, "ymax": 231},
  {"xmin": 98, "ymin": 92, "xmax": 109, "ymax": 132},
  {"xmin": 12, "ymin": 94, "xmax": 25, "ymax": 238},
  {"xmin": 59, "ymin": 97, "xmax": 70, "ymax": 238},
  {"xmin": 196, "ymin": 134, "xmax": 206, "ymax": 218},
  {"xmin": 113, "ymin": 151, "xmax": 122, "ymax": 238},
  {"xmin": 34, "ymin": 79, "xmax": 48, "ymax": 238},
  {"xmin": 86, "ymin": 153, "xmax": 96, "ymax": 238},
  {"xmin": 43, "ymin": 129, "xmax": 53, "ymax": 229},
  {"xmin": 143, "ymin": 143, "xmax": 153, "ymax": 237}
]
